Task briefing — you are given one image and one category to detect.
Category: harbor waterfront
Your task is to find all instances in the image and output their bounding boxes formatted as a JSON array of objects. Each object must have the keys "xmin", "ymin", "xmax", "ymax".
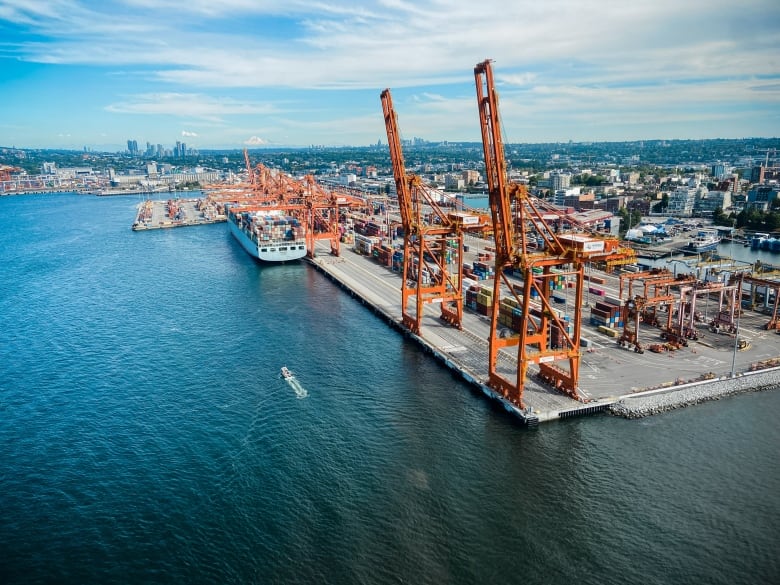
[
  {"xmin": 303, "ymin": 229, "xmax": 780, "ymax": 423},
  {"xmin": 1, "ymin": 192, "xmax": 778, "ymax": 584}
]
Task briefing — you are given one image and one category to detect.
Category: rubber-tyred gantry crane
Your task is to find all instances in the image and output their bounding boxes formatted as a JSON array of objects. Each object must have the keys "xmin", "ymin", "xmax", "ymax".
[
  {"xmin": 617, "ymin": 270, "xmax": 698, "ymax": 352},
  {"xmin": 474, "ymin": 59, "xmax": 626, "ymax": 407},
  {"xmin": 678, "ymin": 279, "xmax": 740, "ymax": 334},
  {"xmin": 740, "ymin": 273, "xmax": 780, "ymax": 330},
  {"xmin": 381, "ymin": 88, "xmax": 469, "ymax": 335}
]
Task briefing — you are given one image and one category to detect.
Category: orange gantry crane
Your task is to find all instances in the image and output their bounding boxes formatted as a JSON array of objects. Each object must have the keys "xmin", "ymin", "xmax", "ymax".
[
  {"xmin": 381, "ymin": 88, "xmax": 491, "ymax": 335},
  {"xmin": 0, "ymin": 165, "xmax": 21, "ymax": 182},
  {"xmin": 208, "ymin": 154, "xmax": 366, "ymax": 258},
  {"xmin": 618, "ymin": 293, "xmax": 678, "ymax": 354},
  {"xmin": 678, "ymin": 279, "xmax": 740, "ymax": 334},
  {"xmin": 617, "ymin": 270, "xmax": 698, "ymax": 352},
  {"xmin": 300, "ymin": 174, "xmax": 366, "ymax": 257},
  {"xmin": 474, "ymin": 59, "xmax": 627, "ymax": 408}
]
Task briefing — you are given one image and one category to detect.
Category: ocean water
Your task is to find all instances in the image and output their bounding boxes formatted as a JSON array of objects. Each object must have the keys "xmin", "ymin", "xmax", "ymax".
[{"xmin": 0, "ymin": 193, "xmax": 777, "ymax": 585}]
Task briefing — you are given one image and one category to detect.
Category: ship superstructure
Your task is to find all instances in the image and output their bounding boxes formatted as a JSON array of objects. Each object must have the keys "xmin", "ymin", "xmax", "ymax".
[{"xmin": 688, "ymin": 229, "xmax": 721, "ymax": 253}]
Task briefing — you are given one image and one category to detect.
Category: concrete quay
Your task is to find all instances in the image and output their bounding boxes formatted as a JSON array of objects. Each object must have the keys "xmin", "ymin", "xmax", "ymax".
[{"xmin": 307, "ymin": 240, "xmax": 780, "ymax": 425}]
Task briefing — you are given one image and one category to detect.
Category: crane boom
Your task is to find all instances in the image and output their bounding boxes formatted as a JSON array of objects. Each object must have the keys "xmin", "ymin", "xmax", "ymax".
[
  {"xmin": 381, "ymin": 90, "xmax": 415, "ymax": 234},
  {"xmin": 475, "ymin": 61, "xmax": 515, "ymax": 268}
]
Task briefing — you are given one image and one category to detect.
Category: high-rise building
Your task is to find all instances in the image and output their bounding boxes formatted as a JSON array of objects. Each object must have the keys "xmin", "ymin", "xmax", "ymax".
[
  {"xmin": 461, "ymin": 169, "xmax": 480, "ymax": 185},
  {"xmin": 711, "ymin": 162, "xmax": 727, "ymax": 180},
  {"xmin": 666, "ymin": 186, "xmax": 698, "ymax": 216},
  {"xmin": 550, "ymin": 171, "xmax": 571, "ymax": 191},
  {"xmin": 127, "ymin": 139, "xmax": 139, "ymax": 155}
]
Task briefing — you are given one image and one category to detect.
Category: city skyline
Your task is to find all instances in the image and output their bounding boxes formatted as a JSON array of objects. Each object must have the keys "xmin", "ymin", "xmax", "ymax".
[{"xmin": 1, "ymin": 0, "xmax": 778, "ymax": 151}]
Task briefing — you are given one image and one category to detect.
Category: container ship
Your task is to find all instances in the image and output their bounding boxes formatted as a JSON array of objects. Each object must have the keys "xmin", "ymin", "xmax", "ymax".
[{"xmin": 226, "ymin": 205, "xmax": 307, "ymax": 262}]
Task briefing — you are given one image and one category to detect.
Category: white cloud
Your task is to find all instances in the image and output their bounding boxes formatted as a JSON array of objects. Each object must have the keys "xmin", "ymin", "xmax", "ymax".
[
  {"xmin": 2, "ymin": 0, "xmax": 778, "ymax": 145},
  {"xmin": 5, "ymin": 1, "xmax": 776, "ymax": 90},
  {"xmin": 105, "ymin": 93, "xmax": 280, "ymax": 120},
  {"xmin": 181, "ymin": 130, "xmax": 198, "ymax": 137}
]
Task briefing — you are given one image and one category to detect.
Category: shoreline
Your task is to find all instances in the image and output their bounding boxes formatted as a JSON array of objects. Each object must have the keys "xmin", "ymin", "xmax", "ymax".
[
  {"xmin": 0, "ymin": 188, "xmax": 198, "ymax": 197},
  {"xmin": 308, "ymin": 242, "xmax": 780, "ymax": 427}
]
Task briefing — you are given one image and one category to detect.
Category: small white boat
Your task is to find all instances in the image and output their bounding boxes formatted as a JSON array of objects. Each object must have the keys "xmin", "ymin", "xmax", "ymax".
[{"xmin": 280, "ymin": 366, "xmax": 294, "ymax": 379}]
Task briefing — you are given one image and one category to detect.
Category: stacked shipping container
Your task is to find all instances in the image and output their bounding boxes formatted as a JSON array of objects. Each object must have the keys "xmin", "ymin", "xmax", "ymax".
[
  {"xmin": 589, "ymin": 298, "xmax": 623, "ymax": 329},
  {"xmin": 236, "ymin": 211, "xmax": 305, "ymax": 245},
  {"xmin": 354, "ymin": 234, "xmax": 381, "ymax": 255},
  {"xmin": 529, "ymin": 267, "xmax": 566, "ymax": 300},
  {"xmin": 465, "ymin": 284, "xmax": 494, "ymax": 315}
]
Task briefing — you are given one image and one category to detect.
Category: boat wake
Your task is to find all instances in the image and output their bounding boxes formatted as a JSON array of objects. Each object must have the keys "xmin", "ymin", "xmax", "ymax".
[{"xmin": 284, "ymin": 376, "xmax": 309, "ymax": 399}]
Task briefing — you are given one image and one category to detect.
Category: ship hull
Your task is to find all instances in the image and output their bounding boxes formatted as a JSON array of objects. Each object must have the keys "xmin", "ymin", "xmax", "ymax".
[
  {"xmin": 227, "ymin": 212, "xmax": 307, "ymax": 263},
  {"xmin": 688, "ymin": 241, "xmax": 719, "ymax": 253}
]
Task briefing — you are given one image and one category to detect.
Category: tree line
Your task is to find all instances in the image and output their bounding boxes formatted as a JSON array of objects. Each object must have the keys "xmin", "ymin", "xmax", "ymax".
[{"xmin": 713, "ymin": 203, "xmax": 780, "ymax": 232}]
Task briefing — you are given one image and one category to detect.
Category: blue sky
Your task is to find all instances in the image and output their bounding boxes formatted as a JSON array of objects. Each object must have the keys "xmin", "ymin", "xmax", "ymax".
[{"xmin": 0, "ymin": 0, "xmax": 778, "ymax": 150}]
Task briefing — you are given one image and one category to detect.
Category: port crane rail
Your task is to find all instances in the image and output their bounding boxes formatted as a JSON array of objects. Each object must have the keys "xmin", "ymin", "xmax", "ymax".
[
  {"xmin": 474, "ymin": 59, "xmax": 633, "ymax": 407},
  {"xmin": 381, "ymin": 88, "xmax": 491, "ymax": 335}
]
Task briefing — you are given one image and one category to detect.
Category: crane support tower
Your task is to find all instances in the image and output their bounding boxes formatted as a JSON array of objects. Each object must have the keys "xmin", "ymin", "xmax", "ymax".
[
  {"xmin": 381, "ymin": 88, "xmax": 467, "ymax": 335},
  {"xmin": 474, "ymin": 60, "xmax": 629, "ymax": 407},
  {"xmin": 475, "ymin": 59, "xmax": 588, "ymax": 407}
]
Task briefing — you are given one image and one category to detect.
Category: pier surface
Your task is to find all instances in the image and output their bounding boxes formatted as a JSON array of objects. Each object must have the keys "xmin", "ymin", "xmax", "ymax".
[
  {"xmin": 132, "ymin": 198, "xmax": 225, "ymax": 230},
  {"xmin": 308, "ymin": 240, "xmax": 780, "ymax": 424}
]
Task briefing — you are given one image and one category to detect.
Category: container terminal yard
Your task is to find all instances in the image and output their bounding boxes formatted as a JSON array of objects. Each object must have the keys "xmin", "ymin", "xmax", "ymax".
[
  {"xmin": 130, "ymin": 60, "xmax": 780, "ymax": 425},
  {"xmin": 131, "ymin": 194, "xmax": 780, "ymax": 425},
  {"xmin": 305, "ymin": 236, "xmax": 780, "ymax": 424}
]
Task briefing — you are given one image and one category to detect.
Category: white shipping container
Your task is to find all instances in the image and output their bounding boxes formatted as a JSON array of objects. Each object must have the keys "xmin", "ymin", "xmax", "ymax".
[
  {"xmin": 448, "ymin": 211, "xmax": 480, "ymax": 226},
  {"xmin": 582, "ymin": 240, "xmax": 605, "ymax": 252},
  {"xmin": 560, "ymin": 235, "xmax": 606, "ymax": 252}
]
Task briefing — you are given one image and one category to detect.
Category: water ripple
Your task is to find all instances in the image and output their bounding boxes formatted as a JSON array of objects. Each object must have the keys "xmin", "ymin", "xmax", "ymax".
[{"xmin": 0, "ymin": 194, "xmax": 777, "ymax": 585}]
